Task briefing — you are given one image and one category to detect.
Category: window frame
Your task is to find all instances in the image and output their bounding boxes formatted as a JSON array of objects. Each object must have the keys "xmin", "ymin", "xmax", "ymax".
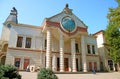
[
  {"xmin": 87, "ymin": 44, "xmax": 91, "ymax": 54},
  {"xmin": 25, "ymin": 37, "xmax": 32, "ymax": 48},
  {"xmin": 16, "ymin": 36, "xmax": 23, "ymax": 47}
]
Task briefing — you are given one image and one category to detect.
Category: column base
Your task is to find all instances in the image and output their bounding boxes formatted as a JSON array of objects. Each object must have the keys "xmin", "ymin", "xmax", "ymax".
[
  {"xmin": 46, "ymin": 66, "xmax": 51, "ymax": 69},
  {"xmin": 52, "ymin": 67, "xmax": 56, "ymax": 72},
  {"xmin": 72, "ymin": 69, "xmax": 77, "ymax": 72},
  {"xmin": 83, "ymin": 69, "xmax": 87, "ymax": 72},
  {"xmin": 60, "ymin": 70, "xmax": 64, "ymax": 72}
]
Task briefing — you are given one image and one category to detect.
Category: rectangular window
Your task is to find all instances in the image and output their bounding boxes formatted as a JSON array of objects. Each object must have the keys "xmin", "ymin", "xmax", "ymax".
[
  {"xmin": 75, "ymin": 43, "xmax": 79, "ymax": 53},
  {"xmin": 45, "ymin": 39, "xmax": 47, "ymax": 49},
  {"xmin": 92, "ymin": 45, "xmax": 95, "ymax": 54},
  {"xmin": 25, "ymin": 37, "xmax": 31, "ymax": 48},
  {"xmin": 16, "ymin": 36, "xmax": 23, "ymax": 47},
  {"xmin": 87, "ymin": 45, "xmax": 91, "ymax": 54}
]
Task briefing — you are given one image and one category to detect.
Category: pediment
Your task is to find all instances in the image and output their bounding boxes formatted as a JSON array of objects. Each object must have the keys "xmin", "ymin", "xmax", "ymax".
[{"xmin": 47, "ymin": 11, "xmax": 87, "ymax": 28}]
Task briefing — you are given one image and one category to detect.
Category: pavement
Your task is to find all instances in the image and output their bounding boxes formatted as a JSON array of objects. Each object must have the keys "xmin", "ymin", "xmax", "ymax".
[{"xmin": 19, "ymin": 71, "xmax": 120, "ymax": 79}]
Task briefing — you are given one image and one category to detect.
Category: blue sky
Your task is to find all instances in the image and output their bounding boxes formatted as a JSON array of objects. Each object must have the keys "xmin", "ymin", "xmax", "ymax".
[{"xmin": 0, "ymin": 0, "xmax": 118, "ymax": 37}]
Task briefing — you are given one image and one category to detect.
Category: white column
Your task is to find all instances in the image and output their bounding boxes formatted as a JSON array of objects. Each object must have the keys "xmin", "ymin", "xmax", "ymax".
[
  {"xmin": 81, "ymin": 35, "xmax": 87, "ymax": 72},
  {"xmin": 59, "ymin": 32, "xmax": 64, "ymax": 72},
  {"xmin": 46, "ymin": 30, "xmax": 51, "ymax": 69},
  {"xmin": 22, "ymin": 35, "xmax": 26, "ymax": 48},
  {"xmin": 52, "ymin": 55, "xmax": 57, "ymax": 71},
  {"xmin": 69, "ymin": 56, "xmax": 72, "ymax": 72},
  {"xmin": 71, "ymin": 39, "xmax": 76, "ymax": 72}
]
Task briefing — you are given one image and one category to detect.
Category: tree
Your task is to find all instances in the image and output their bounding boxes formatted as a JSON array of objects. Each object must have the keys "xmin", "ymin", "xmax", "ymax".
[
  {"xmin": 0, "ymin": 64, "xmax": 21, "ymax": 79},
  {"xmin": 37, "ymin": 68, "xmax": 58, "ymax": 79},
  {"xmin": 105, "ymin": 0, "xmax": 120, "ymax": 71}
]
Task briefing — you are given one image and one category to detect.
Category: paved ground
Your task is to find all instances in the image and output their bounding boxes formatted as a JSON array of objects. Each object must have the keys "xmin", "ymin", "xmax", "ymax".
[{"xmin": 19, "ymin": 71, "xmax": 120, "ymax": 79}]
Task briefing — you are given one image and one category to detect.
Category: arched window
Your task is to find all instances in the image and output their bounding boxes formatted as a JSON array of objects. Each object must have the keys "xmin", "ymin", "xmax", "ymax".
[{"xmin": 2, "ymin": 44, "xmax": 8, "ymax": 52}]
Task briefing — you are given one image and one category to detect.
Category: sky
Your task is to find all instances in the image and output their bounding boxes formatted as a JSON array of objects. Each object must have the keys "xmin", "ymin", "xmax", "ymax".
[{"xmin": 0, "ymin": 0, "xmax": 118, "ymax": 37}]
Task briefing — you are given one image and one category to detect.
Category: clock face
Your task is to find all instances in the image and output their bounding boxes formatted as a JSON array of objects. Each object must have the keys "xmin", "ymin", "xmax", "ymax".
[
  {"xmin": 7, "ymin": 24, "xmax": 11, "ymax": 29},
  {"xmin": 61, "ymin": 16, "xmax": 75, "ymax": 32}
]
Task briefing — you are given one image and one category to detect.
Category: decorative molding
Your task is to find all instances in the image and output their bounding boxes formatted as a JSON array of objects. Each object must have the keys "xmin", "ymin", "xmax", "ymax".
[
  {"xmin": 8, "ymin": 47, "xmax": 44, "ymax": 52},
  {"xmin": 45, "ymin": 21, "xmax": 87, "ymax": 35}
]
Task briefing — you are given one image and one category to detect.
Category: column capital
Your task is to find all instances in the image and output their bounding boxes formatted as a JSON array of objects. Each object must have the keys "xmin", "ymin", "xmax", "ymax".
[{"xmin": 46, "ymin": 29, "xmax": 51, "ymax": 33}]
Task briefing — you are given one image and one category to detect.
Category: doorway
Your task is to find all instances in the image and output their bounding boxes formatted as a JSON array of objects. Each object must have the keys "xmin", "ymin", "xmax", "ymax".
[
  {"xmin": 108, "ymin": 60, "xmax": 113, "ymax": 71},
  {"xmin": 57, "ymin": 58, "xmax": 60, "ymax": 71},
  {"xmin": 89, "ymin": 62, "xmax": 97, "ymax": 71},
  {"xmin": 76, "ymin": 58, "xmax": 78, "ymax": 71},
  {"xmin": 64, "ymin": 58, "xmax": 69, "ymax": 71},
  {"xmin": 14, "ymin": 58, "xmax": 21, "ymax": 70},
  {"xmin": 24, "ymin": 59, "xmax": 30, "ymax": 70}
]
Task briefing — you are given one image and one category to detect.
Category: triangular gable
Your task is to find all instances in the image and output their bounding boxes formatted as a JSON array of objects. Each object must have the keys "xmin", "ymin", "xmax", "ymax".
[{"xmin": 47, "ymin": 11, "xmax": 87, "ymax": 28}]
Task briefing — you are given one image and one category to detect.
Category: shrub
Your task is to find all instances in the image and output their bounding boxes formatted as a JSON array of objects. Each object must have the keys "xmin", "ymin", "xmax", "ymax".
[
  {"xmin": 0, "ymin": 64, "xmax": 21, "ymax": 79},
  {"xmin": 37, "ymin": 68, "xmax": 58, "ymax": 79}
]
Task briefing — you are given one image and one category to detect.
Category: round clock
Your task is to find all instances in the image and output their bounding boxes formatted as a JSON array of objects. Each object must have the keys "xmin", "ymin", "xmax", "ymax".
[
  {"xmin": 61, "ymin": 16, "xmax": 76, "ymax": 32},
  {"xmin": 7, "ymin": 24, "xmax": 11, "ymax": 29}
]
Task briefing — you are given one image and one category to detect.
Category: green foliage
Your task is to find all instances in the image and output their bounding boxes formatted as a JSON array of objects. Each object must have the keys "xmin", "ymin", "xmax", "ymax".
[
  {"xmin": 37, "ymin": 68, "xmax": 58, "ymax": 79},
  {"xmin": 0, "ymin": 64, "xmax": 21, "ymax": 79},
  {"xmin": 105, "ymin": 0, "xmax": 120, "ymax": 64}
]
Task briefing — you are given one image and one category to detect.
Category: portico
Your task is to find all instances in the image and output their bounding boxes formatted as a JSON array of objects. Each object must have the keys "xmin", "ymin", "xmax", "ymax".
[
  {"xmin": 44, "ymin": 25, "xmax": 88, "ymax": 72},
  {"xmin": 42, "ymin": 4, "xmax": 89, "ymax": 72}
]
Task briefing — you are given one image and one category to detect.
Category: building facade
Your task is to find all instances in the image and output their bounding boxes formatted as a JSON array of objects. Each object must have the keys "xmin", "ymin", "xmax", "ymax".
[
  {"xmin": 93, "ymin": 30, "xmax": 117, "ymax": 71},
  {"xmin": 0, "ymin": 5, "xmax": 104, "ymax": 72}
]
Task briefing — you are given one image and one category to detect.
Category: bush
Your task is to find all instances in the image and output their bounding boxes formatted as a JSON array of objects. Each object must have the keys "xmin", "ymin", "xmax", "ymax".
[
  {"xmin": 0, "ymin": 64, "xmax": 21, "ymax": 79},
  {"xmin": 37, "ymin": 68, "xmax": 58, "ymax": 79}
]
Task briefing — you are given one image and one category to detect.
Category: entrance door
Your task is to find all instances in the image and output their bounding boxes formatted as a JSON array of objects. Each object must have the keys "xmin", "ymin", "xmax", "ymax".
[
  {"xmin": 24, "ymin": 59, "xmax": 30, "ymax": 70},
  {"xmin": 89, "ymin": 62, "xmax": 92, "ymax": 71},
  {"xmin": 108, "ymin": 60, "xmax": 113, "ymax": 70},
  {"xmin": 64, "ymin": 58, "xmax": 69, "ymax": 71},
  {"xmin": 76, "ymin": 58, "xmax": 78, "ymax": 71},
  {"xmin": 57, "ymin": 58, "xmax": 60, "ymax": 71},
  {"xmin": 14, "ymin": 58, "xmax": 21, "ymax": 70}
]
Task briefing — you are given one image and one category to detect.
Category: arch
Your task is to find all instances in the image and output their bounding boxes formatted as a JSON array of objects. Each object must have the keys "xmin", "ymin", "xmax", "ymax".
[
  {"xmin": 108, "ymin": 60, "xmax": 114, "ymax": 71},
  {"xmin": 0, "ymin": 55, "xmax": 6, "ymax": 65},
  {"xmin": 2, "ymin": 44, "xmax": 8, "ymax": 52}
]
